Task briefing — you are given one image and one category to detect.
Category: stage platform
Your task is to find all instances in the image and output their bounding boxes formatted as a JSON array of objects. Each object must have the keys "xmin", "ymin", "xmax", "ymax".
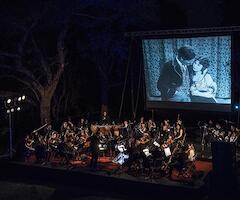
[{"xmin": 0, "ymin": 156, "xmax": 212, "ymax": 200}]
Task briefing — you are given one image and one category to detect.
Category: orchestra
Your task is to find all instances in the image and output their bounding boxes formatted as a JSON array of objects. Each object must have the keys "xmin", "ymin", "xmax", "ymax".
[{"xmin": 24, "ymin": 114, "xmax": 240, "ymax": 179}]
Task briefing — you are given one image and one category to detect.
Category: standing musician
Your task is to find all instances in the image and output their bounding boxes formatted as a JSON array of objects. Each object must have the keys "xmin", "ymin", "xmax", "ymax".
[
  {"xmin": 121, "ymin": 120, "xmax": 131, "ymax": 139},
  {"xmin": 34, "ymin": 134, "xmax": 47, "ymax": 164},
  {"xmin": 88, "ymin": 130, "xmax": 100, "ymax": 169},
  {"xmin": 24, "ymin": 133, "xmax": 35, "ymax": 161},
  {"xmin": 99, "ymin": 111, "xmax": 110, "ymax": 125},
  {"xmin": 47, "ymin": 131, "xmax": 61, "ymax": 161}
]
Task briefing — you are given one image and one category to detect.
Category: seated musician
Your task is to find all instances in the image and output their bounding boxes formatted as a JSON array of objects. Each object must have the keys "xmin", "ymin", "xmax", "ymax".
[
  {"xmin": 137, "ymin": 116, "xmax": 145, "ymax": 130},
  {"xmin": 185, "ymin": 143, "xmax": 196, "ymax": 162},
  {"xmin": 67, "ymin": 116, "xmax": 75, "ymax": 130},
  {"xmin": 147, "ymin": 119, "xmax": 157, "ymax": 137},
  {"xmin": 230, "ymin": 131, "xmax": 239, "ymax": 143},
  {"xmin": 139, "ymin": 123, "xmax": 148, "ymax": 135},
  {"xmin": 161, "ymin": 119, "xmax": 171, "ymax": 141},
  {"xmin": 48, "ymin": 131, "xmax": 61, "ymax": 149},
  {"xmin": 166, "ymin": 135, "xmax": 174, "ymax": 146},
  {"xmin": 136, "ymin": 131, "xmax": 150, "ymax": 147},
  {"xmin": 60, "ymin": 121, "xmax": 70, "ymax": 139},
  {"xmin": 212, "ymin": 123, "xmax": 224, "ymax": 141},
  {"xmin": 174, "ymin": 124, "xmax": 184, "ymax": 141},
  {"xmin": 77, "ymin": 117, "xmax": 88, "ymax": 131}
]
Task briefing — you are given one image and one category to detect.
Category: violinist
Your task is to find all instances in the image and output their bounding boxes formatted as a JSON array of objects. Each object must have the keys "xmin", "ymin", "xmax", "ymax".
[
  {"xmin": 135, "ymin": 131, "xmax": 150, "ymax": 147},
  {"xmin": 147, "ymin": 119, "xmax": 157, "ymax": 137},
  {"xmin": 174, "ymin": 124, "xmax": 184, "ymax": 141},
  {"xmin": 161, "ymin": 119, "xmax": 171, "ymax": 142}
]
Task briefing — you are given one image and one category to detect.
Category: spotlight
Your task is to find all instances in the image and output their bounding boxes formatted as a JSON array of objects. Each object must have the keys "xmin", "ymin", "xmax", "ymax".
[
  {"xmin": 17, "ymin": 107, "xmax": 21, "ymax": 111},
  {"xmin": 235, "ymin": 105, "xmax": 239, "ymax": 110},
  {"xmin": 7, "ymin": 99, "xmax": 11, "ymax": 104},
  {"xmin": 7, "ymin": 110, "xmax": 10, "ymax": 113},
  {"xmin": 18, "ymin": 97, "xmax": 22, "ymax": 101},
  {"xmin": 10, "ymin": 108, "xmax": 14, "ymax": 113},
  {"xmin": 22, "ymin": 95, "xmax": 26, "ymax": 100}
]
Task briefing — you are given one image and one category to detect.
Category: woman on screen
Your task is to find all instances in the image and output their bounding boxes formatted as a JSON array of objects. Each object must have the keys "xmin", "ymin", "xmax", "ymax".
[{"xmin": 190, "ymin": 56, "xmax": 217, "ymax": 103}]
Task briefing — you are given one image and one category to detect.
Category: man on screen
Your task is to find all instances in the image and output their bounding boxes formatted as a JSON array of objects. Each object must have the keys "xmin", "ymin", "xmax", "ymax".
[{"xmin": 157, "ymin": 45, "xmax": 195, "ymax": 102}]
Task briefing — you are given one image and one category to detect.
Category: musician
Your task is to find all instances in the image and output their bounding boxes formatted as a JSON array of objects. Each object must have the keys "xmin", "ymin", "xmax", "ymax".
[
  {"xmin": 34, "ymin": 134, "xmax": 47, "ymax": 164},
  {"xmin": 185, "ymin": 143, "xmax": 196, "ymax": 162},
  {"xmin": 161, "ymin": 119, "xmax": 171, "ymax": 142},
  {"xmin": 174, "ymin": 124, "xmax": 184, "ymax": 141},
  {"xmin": 88, "ymin": 131, "xmax": 100, "ymax": 169},
  {"xmin": 121, "ymin": 120, "xmax": 131, "ymax": 138},
  {"xmin": 213, "ymin": 123, "xmax": 224, "ymax": 141},
  {"xmin": 77, "ymin": 117, "xmax": 88, "ymax": 131},
  {"xmin": 166, "ymin": 135, "xmax": 174, "ymax": 146},
  {"xmin": 135, "ymin": 131, "xmax": 150, "ymax": 148},
  {"xmin": 45, "ymin": 131, "xmax": 60, "ymax": 161},
  {"xmin": 230, "ymin": 131, "xmax": 238, "ymax": 143},
  {"xmin": 137, "ymin": 116, "xmax": 145, "ymax": 129},
  {"xmin": 60, "ymin": 121, "xmax": 69, "ymax": 139},
  {"xmin": 24, "ymin": 133, "xmax": 35, "ymax": 161},
  {"xmin": 147, "ymin": 119, "xmax": 157, "ymax": 137},
  {"xmin": 67, "ymin": 116, "xmax": 75, "ymax": 130},
  {"xmin": 139, "ymin": 123, "xmax": 148, "ymax": 136},
  {"xmin": 99, "ymin": 111, "xmax": 110, "ymax": 125}
]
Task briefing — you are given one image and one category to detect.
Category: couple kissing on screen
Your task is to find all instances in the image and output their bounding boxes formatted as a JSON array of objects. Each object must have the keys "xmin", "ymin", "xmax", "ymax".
[{"xmin": 157, "ymin": 45, "xmax": 217, "ymax": 103}]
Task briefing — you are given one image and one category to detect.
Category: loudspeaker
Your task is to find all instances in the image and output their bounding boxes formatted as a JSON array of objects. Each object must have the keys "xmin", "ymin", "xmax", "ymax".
[
  {"xmin": 211, "ymin": 141, "xmax": 237, "ymax": 191},
  {"xmin": 211, "ymin": 141, "xmax": 236, "ymax": 173}
]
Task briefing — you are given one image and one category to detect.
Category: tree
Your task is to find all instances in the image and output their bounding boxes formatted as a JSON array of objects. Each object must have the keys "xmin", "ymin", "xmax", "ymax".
[{"xmin": 0, "ymin": 3, "xmax": 71, "ymax": 124}]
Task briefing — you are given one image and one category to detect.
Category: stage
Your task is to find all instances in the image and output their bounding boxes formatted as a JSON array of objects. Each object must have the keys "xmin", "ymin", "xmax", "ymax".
[{"xmin": 0, "ymin": 155, "xmax": 212, "ymax": 200}]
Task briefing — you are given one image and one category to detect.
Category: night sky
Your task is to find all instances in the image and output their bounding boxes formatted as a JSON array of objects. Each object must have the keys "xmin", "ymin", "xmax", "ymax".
[{"xmin": 0, "ymin": 0, "xmax": 239, "ymax": 142}]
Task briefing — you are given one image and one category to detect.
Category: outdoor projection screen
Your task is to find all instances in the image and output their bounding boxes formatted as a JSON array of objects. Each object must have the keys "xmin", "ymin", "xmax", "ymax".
[{"xmin": 142, "ymin": 35, "xmax": 232, "ymax": 112}]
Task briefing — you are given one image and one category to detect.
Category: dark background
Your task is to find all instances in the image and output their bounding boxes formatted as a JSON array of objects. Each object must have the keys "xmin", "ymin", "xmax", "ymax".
[{"xmin": 0, "ymin": 0, "xmax": 240, "ymax": 156}]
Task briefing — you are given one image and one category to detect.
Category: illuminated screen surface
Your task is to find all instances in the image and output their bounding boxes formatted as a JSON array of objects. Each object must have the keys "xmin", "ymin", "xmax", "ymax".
[{"xmin": 142, "ymin": 35, "xmax": 231, "ymax": 111}]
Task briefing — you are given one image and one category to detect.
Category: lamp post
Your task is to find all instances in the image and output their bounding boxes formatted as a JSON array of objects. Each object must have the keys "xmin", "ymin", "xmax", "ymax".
[{"xmin": 4, "ymin": 95, "xmax": 26, "ymax": 159}]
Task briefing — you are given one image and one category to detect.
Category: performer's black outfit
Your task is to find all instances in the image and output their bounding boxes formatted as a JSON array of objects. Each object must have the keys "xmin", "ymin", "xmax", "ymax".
[
  {"xmin": 89, "ymin": 133, "xmax": 99, "ymax": 169},
  {"xmin": 99, "ymin": 114, "xmax": 110, "ymax": 125}
]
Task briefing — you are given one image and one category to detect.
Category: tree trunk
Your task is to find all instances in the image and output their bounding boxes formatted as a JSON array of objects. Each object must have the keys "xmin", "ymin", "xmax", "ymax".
[{"xmin": 40, "ymin": 94, "xmax": 52, "ymax": 124}]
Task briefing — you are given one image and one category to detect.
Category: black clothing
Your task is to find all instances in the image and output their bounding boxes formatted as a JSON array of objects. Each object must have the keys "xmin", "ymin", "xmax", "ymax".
[
  {"xmin": 89, "ymin": 134, "xmax": 99, "ymax": 169},
  {"xmin": 157, "ymin": 58, "xmax": 190, "ymax": 100},
  {"xmin": 99, "ymin": 115, "xmax": 110, "ymax": 125}
]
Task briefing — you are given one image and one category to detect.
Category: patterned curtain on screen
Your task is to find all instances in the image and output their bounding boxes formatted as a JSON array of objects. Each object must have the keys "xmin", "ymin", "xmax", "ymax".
[{"xmin": 142, "ymin": 36, "xmax": 231, "ymax": 99}]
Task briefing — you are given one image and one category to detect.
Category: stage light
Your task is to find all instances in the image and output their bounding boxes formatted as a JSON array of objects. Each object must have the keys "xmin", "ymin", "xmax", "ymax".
[
  {"xmin": 17, "ymin": 107, "xmax": 21, "ymax": 111},
  {"xmin": 7, "ymin": 99, "xmax": 11, "ymax": 104},
  {"xmin": 7, "ymin": 110, "xmax": 10, "ymax": 113},
  {"xmin": 18, "ymin": 97, "xmax": 22, "ymax": 101},
  {"xmin": 235, "ymin": 105, "xmax": 239, "ymax": 110},
  {"xmin": 22, "ymin": 95, "xmax": 26, "ymax": 100},
  {"xmin": 10, "ymin": 108, "xmax": 14, "ymax": 113}
]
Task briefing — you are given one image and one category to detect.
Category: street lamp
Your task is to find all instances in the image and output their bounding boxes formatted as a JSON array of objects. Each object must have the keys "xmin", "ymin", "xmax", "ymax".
[{"xmin": 4, "ymin": 95, "xmax": 26, "ymax": 159}]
